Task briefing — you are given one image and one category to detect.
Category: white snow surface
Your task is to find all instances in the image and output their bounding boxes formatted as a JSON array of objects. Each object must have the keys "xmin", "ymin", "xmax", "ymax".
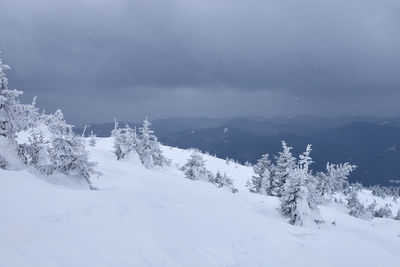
[{"xmin": 1, "ymin": 137, "xmax": 400, "ymax": 267}]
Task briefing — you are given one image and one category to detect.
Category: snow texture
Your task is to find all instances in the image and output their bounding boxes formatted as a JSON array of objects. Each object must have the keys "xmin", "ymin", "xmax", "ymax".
[{"xmin": 1, "ymin": 138, "xmax": 400, "ymax": 267}]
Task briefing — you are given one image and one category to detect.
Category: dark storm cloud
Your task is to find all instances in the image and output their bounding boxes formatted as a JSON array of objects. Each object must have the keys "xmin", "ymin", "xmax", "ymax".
[{"xmin": 1, "ymin": 0, "xmax": 400, "ymax": 123}]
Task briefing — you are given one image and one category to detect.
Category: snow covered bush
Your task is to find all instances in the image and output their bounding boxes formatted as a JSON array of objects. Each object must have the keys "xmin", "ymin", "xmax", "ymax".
[
  {"xmin": 316, "ymin": 162, "xmax": 357, "ymax": 202},
  {"xmin": 181, "ymin": 152, "xmax": 213, "ymax": 182},
  {"xmin": 280, "ymin": 168, "xmax": 318, "ymax": 226},
  {"xmin": 280, "ymin": 144, "xmax": 322, "ymax": 226},
  {"xmin": 137, "ymin": 118, "xmax": 169, "ymax": 168},
  {"xmin": 0, "ymin": 154, "xmax": 6, "ymax": 168},
  {"xmin": 327, "ymin": 163, "xmax": 356, "ymax": 193},
  {"xmin": 89, "ymin": 131, "xmax": 97, "ymax": 147},
  {"xmin": 367, "ymin": 200, "xmax": 378, "ymax": 215},
  {"xmin": 248, "ymin": 154, "xmax": 274, "ymax": 195},
  {"xmin": 45, "ymin": 110, "xmax": 99, "ymax": 189},
  {"xmin": 0, "ymin": 53, "xmax": 39, "ymax": 169},
  {"xmin": 369, "ymin": 185, "xmax": 400, "ymax": 199},
  {"xmin": 374, "ymin": 204, "xmax": 392, "ymax": 218},
  {"xmin": 274, "ymin": 141, "xmax": 296, "ymax": 197},
  {"xmin": 111, "ymin": 118, "xmax": 169, "ymax": 169},
  {"xmin": 346, "ymin": 188, "xmax": 371, "ymax": 220},
  {"xmin": 214, "ymin": 171, "xmax": 238, "ymax": 193},
  {"xmin": 18, "ymin": 128, "xmax": 48, "ymax": 169},
  {"xmin": 111, "ymin": 120, "xmax": 138, "ymax": 160}
]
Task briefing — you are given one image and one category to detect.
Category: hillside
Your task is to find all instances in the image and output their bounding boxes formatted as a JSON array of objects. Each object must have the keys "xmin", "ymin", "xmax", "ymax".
[
  {"xmin": 77, "ymin": 117, "xmax": 400, "ymax": 186},
  {"xmin": 1, "ymin": 138, "xmax": 400, "ymax": 267}
]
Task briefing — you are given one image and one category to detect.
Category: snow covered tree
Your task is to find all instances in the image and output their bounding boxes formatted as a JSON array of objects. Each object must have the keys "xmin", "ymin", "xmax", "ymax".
[
  {"xmin": 248, "ymin": 154, "xmax": 274, "ymax": 195},
  {"xmin": 346, "ymin": 187, "xmax": 371, "ymax": 219},
  {"xmin": 88, "ymin": 131, "xmax": 97, "ymax": 147},
  {"xmin": 244, "ymin": 161, "xmax": 252, "ymax": 167},
  {"xmin": 298, "ymin": 144, "xmax": 321, "ymax": 208},
  {"xmin": 374, "ymin": 204, "xmax": 392, "ymax": 218},
  {"xmin": 46, "ymin": 110, "xmax": 99, "ymax": 189},
  {"xmin": 111, "ymin": 120, "xmax": 138, "ymax": 160},
  {"xmin": 0, "ymin": 73, "xmax": 38, "ymax": 138},
  {"xmin": 18, "ymin": 128, "xmax": 48, "ymax": 169},
  {"xmin": 316, "ymin": 162, "xmax": 357, "ymax": 201},
  {"xmin": 279, "ymin": 144, "xmax": 322, "ymax": 226},
  {"xmin": 214, "ymin": 171, "xmax": 238, "ymax": 193},
  {"xmin": 327, "ymin": 163, "xmax": 356, "ymax": 193},
  {"xmin": 395, "ymin": 209, "xmax": 400, "ymax": 220},
  {"xmin": 367, "ymin": 200, "xmax": 378, "ymax": 215},
  {"xmin": 181, "ymin": 152, "xmax": 213, "ymax": 182},
  {"xmin": 298, "ymin": 144, "xmax": 312, "ymax": 172},
  {"xmin": 137, "ymin": 118, "xmax": 169, "ymax": 168},
  {"xmin": 273, "ymin": 141, "xmax": 296, "ymax": 196},
  {"xmin": 0, "ymin": 52, "xmax": 39, "ymax": 169},
  {"xmin": 280, "ymin": 168, "xmax": 316, "ymax": 226},
  {"xmin": 371, "ymin": 185, "xmax": 386, "ymax": 198}
]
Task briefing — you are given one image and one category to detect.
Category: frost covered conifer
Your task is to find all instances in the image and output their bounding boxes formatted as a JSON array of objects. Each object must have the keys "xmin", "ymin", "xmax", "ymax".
[
  {"xmin": 214, "ymin": 171, "xmax": 238, "ymax": 193},
  {"xmin": 248, "ymin": 154, "xmax": 274, "ymax": 195},
  {"xmin": 316, "ymin": 162, "xmax": 356, "ymax": 200},
  {"xmin": 374, "ymin": 204, "xmax": 392, "ymax": 218},
  {"xmin": 299, "ymin": 144, "xmax": 321, "ymax": 208},
  {"xmin": 181, "ymin": 152, "xmax": 213, "ymax": 182},
  {"xmin": 111, "ymin": 120, "xmax": 138, "ymax": 160},
  {"xmin": 327, "ymin": 163, "xmax": 356, "ymax": 192},
  {"xmin": 0, "ymin": 70, "xmax": 38, "ymax": 138},
  {"xmin": 137, "ymin": 118, "xmax": 168, "ymax": 168},
  {"xmin": 88, "ymin": 131, "xmax": 97, "ymax": 147},
  {"xmin": 367, "ymin": 200, "xmax": 378, "ymax": 215},
  {"xmin": 18, "ymin": 128, "xmax": 48, "ymax": 169},
  {"xmin": 274, "ymin": 141, "xmax": 296, "ymax": 196},
  {"xmin": 347, "ymin": 187, "xmax": 370, "ymax": 219},
  {"xmin": 46, "ymin": 110, "xmax": 99, "ymax": 189},
  {"xmin": 279, "ymin": 144, "xmax": 321, "ymax": 226},
  {"xmin": 0, "ymin": 53, "xmax": 39, "ymax": 168},
  {"xmin": 280, "ymin": 168, "xmax": 315, "ymax": 226}
]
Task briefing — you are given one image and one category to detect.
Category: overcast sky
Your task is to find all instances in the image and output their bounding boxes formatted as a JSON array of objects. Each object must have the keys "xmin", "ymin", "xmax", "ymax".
[{"xmin": 1, "ymin": 0, "xmax": 400, "ymax": 124}]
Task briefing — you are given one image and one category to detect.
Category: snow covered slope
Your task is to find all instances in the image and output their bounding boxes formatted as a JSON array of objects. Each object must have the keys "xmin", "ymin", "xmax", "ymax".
[{"xmin": 1, "ymin": 138, "xmax": 400, "ymax": 267}]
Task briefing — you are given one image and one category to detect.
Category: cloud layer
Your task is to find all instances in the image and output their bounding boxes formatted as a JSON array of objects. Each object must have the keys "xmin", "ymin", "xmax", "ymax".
[{"xmin": 1, "ymin": 0, "xmax": 399, "ymax": 123}]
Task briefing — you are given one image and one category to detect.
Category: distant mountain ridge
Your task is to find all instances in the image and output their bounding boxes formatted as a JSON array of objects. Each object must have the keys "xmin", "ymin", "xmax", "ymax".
[{"xmin": 76, "ymin": 116, "xmax": 400, "ymax": 186}]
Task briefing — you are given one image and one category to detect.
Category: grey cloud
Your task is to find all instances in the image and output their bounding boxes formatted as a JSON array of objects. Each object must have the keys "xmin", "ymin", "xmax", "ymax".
[{"xmin": 0, "ymin": 0, "xmax": 399, "ymax": 123}]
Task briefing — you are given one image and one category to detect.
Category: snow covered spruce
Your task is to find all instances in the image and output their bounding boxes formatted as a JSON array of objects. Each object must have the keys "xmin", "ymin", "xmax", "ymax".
[
  {"xmin": 247, "ymin": 139, "xmax": 400, "ymax": 225},
  {"xmin": 111, "ymin": 118, "xmax": 170, "ymax": 168},
  {"xmin": 247, "ymin": 141, "xmax": 358, "ymax": 225},
  {"xmin": 0, "ymin": 53, "xmax": 99, "ymax": 189},
  {"xmin": 181, "ymin": 151, "xmax": 238, "ymax": 193}
]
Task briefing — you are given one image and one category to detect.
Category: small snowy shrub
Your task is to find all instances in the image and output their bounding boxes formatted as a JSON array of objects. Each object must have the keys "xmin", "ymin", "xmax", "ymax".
[
  {"xmin": 111, "ymin": 120, "xmax": 138, "ymax": 160},
  {"xmin": 273, "ymin": 141, "xmax": 296, "ymax": 197},
  {"xmin": 346, "ymin": 188, "xmax": 372, "ymax": 220},
  {"xmin": 137, "ymin": 118, "xmax": 169, "ymax": 168},
  {"xmin": 89, "ymin": 131, "xmax": 97, "ymax": 147},
  {"xmin": 248, "ymin": 154, "xmax": 273, "ymax": 195},
  {"xmin": 0, "ymin": 54, "xmax": 39, "ymax": 169},
  {"xmin": 181, "ymin": 152, "xmax": 213, "ymax": 182},
  {"xmin": 280, "ymin": 168, "xmax": 315, "ymax": 226},
  {"xmin": 18, "ymin": 129, "xmax": 48, "ymax": 170},
  {"xmin": 214, "ymin": 171, "xmax": 238, "ymax": 193},
  {"xmin": 374, "ymin": 204, "xmax": 392, "ymax": 218},
  {"xmin": 46, "ymin": 110, "xmax": 100, "ymax": 189},
  {"xmin": 279, "ymin": 144, "xmax": 323, "ymax": 226}
]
